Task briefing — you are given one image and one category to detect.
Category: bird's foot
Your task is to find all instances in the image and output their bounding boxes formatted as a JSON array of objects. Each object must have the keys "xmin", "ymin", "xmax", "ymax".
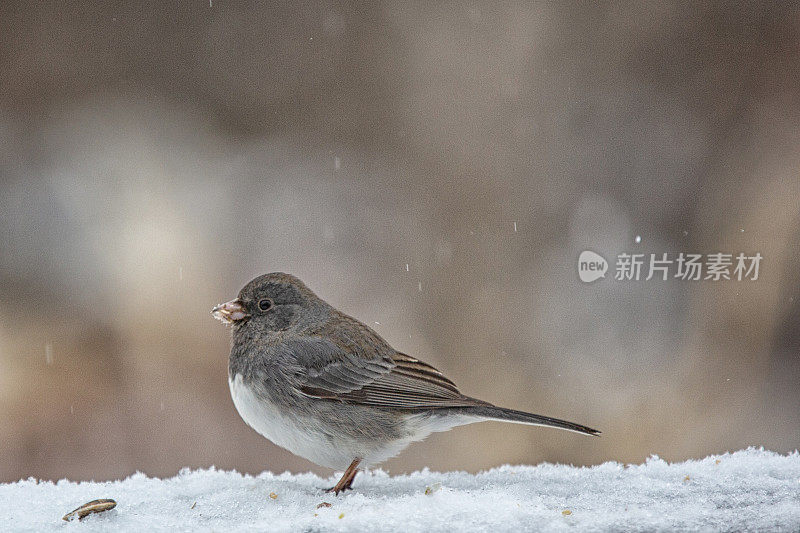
[
  {"xmin": 323, "ymin": 483, "xmax": 353, "ymax": 495},
  {"xmin": 324, "ymin": 458, "xmax": 361, "ymax": 495}
]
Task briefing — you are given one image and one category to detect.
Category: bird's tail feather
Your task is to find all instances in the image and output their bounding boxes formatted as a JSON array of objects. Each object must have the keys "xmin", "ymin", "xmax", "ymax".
[{"xmin": 461, "ymin": 404, "xmax": 600, "ymax": 436}]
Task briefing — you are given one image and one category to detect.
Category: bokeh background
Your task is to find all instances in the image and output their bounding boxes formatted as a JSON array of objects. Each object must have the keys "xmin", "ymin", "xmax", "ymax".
[{"xmin": 1, "ymin": 1, "xmax": 799, "ymax": 483}]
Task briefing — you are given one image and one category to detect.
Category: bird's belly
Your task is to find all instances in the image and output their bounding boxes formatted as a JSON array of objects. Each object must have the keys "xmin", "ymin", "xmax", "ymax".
[{"xmin": 228, "ymin": 374, "xmax": 355, "ymax": 470}]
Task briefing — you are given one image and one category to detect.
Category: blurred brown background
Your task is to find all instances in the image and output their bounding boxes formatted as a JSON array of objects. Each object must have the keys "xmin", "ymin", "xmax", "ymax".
[{"xmin": 1, "ymin": 1, "xmax": 799, "ymax": 482}]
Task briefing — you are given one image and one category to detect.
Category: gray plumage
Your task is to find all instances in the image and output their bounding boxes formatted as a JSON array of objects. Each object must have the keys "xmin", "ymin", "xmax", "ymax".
[{"xmin": 213, "ymin": 272, "xmax": 598, "ymax": 493}]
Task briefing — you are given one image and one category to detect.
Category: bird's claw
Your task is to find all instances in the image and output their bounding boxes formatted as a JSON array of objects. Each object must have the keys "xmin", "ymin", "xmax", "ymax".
[{"xmin": 324, "ymin": 485, "xmax": 353, "ymax": 495}]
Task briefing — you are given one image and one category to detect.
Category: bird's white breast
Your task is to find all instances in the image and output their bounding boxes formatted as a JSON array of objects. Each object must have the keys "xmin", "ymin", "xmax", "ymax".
[
  {"xmin": 228, "ymin": 374, "xmax": 354, "ymax": 469},
  {"xmin": 228, "ymin": 373, "xmax": 478, "ymax": 470}
]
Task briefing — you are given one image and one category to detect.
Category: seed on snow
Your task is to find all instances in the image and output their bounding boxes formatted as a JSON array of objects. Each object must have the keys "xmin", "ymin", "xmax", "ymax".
[{"xmin": 62, "ymin": 499, "xmax": 116, "ymax": 521}]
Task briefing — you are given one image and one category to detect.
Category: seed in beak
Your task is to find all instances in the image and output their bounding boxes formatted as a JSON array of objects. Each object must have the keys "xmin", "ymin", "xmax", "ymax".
[{"xmin": 211, "ymin": 299, "xmax": 250, "ymax": 323}]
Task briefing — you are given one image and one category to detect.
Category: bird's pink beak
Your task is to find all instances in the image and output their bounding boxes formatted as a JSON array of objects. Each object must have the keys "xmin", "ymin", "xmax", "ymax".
[{"xmin": 211, "ymin": 299, "xmax": 250, "ymax": 324}]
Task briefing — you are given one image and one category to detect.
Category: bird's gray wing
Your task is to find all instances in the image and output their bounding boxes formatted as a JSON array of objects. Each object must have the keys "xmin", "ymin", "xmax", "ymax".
[
  {"xmin": 289, "ymin": 334, "xmax": 395, "ymax": 393},
  {"xmin": 291, "ymin": 334, "xmax": 487, "ymax": 410}
]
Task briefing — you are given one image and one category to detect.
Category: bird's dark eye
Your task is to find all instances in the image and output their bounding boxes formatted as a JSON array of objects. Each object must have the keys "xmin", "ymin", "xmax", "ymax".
[{"xmin": 258, "ymin": 298, "xmax": 273, "ymax": 311}]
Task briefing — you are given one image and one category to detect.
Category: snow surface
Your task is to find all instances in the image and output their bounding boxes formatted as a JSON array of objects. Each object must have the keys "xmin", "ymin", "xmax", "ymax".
[{"xmin": 2, "ymin": 448, "xmax": 799, "ymax": 532}]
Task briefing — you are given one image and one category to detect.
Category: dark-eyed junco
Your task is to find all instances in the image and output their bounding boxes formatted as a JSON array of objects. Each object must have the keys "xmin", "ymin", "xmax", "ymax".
[{"xmin": 213, "ymin": 273, "xmax": 598, "ymax": 494}]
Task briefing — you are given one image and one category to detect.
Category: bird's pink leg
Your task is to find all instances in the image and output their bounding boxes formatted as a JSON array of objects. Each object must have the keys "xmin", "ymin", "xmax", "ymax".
[{"xmin": 325, "ymin": 458, "xmax": 361, "ymax": 495}]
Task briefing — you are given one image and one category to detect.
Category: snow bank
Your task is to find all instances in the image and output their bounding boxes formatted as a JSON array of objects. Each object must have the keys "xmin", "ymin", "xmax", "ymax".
[{"xmin": 2, "ymin": 448, "xmax": 799, "ymax": 532}]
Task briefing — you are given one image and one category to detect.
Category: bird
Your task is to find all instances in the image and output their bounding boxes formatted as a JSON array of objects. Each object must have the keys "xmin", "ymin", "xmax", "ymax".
[{"xmin": 212, "ymin": 273, "xmax": 599, "ymax": 494}]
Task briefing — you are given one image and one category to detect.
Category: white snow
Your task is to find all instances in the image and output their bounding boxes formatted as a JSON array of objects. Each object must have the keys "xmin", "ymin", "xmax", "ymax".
[{"xmin": 2, "ymin": 448, "xmax": 799, "ymax": 532}]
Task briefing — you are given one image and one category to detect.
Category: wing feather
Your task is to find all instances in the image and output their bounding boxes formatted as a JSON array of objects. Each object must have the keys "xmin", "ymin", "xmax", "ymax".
[{"xmin": 290, "ymin": 330, "xmax": 483, "ymax": 410}]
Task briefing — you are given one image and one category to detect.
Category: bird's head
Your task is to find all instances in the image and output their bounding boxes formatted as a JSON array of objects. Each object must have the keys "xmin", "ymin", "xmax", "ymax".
[{"xmin": 212, "ymin": 272, "xmax": 325, "ymax": 335}]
